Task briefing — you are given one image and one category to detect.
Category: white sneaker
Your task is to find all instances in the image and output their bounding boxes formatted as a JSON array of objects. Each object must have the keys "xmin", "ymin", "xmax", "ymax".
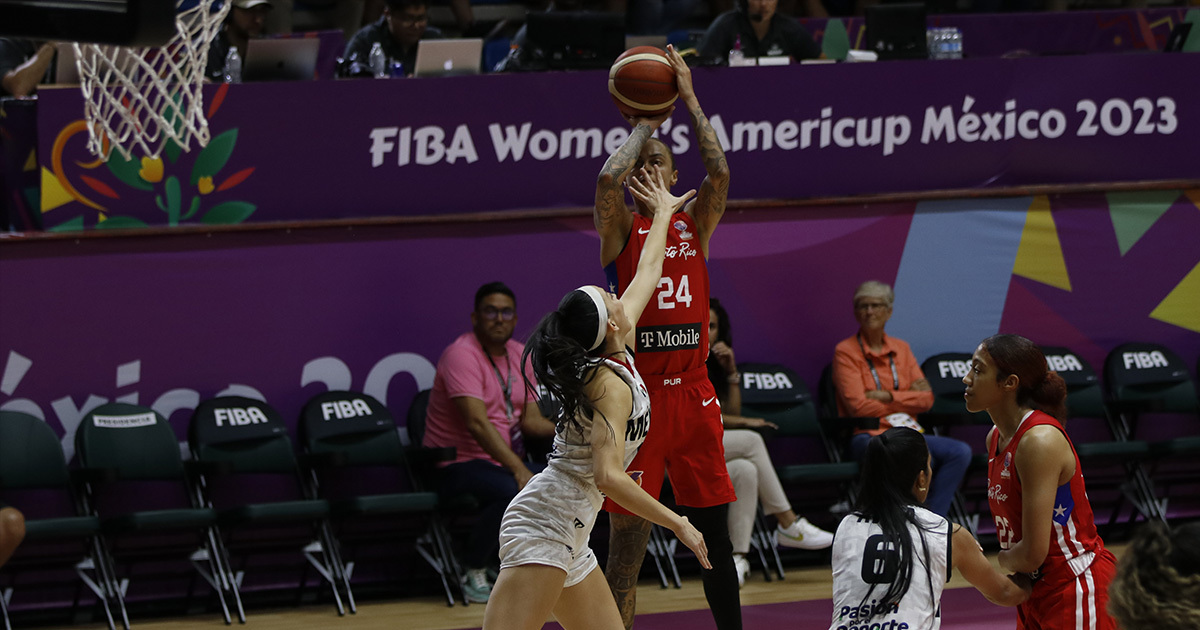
[
  {"xmin": 776, "ymin": 518, "xmax": 834, "ymax": 550},
  {"xmin": 461, "ymin": 567, "xmax": 491, "ymax": 603},
  {"xmin": 733, "ymin": 554, "xmax": 750, "ymax": 588}
]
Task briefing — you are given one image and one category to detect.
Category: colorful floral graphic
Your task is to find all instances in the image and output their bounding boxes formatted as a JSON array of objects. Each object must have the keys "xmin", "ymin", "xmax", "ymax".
[{"xmin": 43, "ymin": 83, "xmax": 257, "ymax": 231}]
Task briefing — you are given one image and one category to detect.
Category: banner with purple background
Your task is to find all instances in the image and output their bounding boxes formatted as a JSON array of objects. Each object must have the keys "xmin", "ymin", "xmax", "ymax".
[
  {"xmin": 3, "ymin": 189, "xmax": 1198, "ymax": 458},
  {"xmin": 32, "ymin": 52, "xmax": 1200, "ymax": 230}
]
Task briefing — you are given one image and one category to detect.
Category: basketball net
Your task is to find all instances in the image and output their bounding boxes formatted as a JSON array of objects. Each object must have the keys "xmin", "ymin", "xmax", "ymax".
[{"xmin": 73, "ymin": 0, "xmax": 230, "ymax": 161}]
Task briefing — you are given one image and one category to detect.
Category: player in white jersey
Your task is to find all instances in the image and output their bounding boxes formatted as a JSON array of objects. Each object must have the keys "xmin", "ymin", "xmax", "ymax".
[
  {"xmin": 832, "ymin": 428, "xmax": 1031, "ymax": 630},
  {"xmin": 483, "ymin": 168, "xmax": 710, "ymax": 630}
]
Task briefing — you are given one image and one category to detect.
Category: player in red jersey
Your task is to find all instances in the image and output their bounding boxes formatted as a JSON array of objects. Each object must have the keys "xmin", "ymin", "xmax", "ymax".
[
  {"xmin": 594, "ymin": 45, "xmax": 737, "ymax": 630},
  {"xmin": 964, "ymin": 334, "xmax": 1118, "ymax": 630}
]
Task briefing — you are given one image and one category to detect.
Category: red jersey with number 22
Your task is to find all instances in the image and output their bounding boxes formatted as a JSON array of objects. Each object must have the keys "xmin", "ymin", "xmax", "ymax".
[
  {"xmin": 604, "ymin": 211, "xmax": 709, "ymax": 376},
  {"xmin": 987, "ymin": 410, "xmax": 1106, "ymax": 583}
]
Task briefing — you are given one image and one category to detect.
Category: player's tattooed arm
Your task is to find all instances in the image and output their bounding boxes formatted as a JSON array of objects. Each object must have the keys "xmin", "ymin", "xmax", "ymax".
[
  {"xmin": 595, "ymin": 123, "xmax": 653, "ymax": 229},
  {"xmin": 687, "ymin": 102, "xmax": 730, "ymax": 250},
  {"xmin": 595, "ymin": 122, "xmax": 654, "ymax": 265}
]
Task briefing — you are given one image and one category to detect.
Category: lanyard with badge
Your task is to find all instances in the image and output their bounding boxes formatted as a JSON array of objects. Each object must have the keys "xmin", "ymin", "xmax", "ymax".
[
  {"xmin": 485, "ymin": 351, "xmax": 525, "ymax": 458},
  {"xmin": 857, "ymin": 334, "xmax": 899, "ymax": 390},
  {"xmin": 857, "ymin": 334, "xmax": 923, "ymax": 432}
]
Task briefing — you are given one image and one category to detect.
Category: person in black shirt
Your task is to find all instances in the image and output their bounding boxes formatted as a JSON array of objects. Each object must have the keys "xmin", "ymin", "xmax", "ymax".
[
  {"xmin": 697, "ymin": 0, "xmax": 820, "ymax": 64},
  {"xmin": 340, "ymin": 0, "xmax": 442, "ymax": 77}
]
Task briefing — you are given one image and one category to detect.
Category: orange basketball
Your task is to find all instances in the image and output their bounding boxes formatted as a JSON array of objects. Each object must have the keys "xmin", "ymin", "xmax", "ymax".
[{"xmin": 608, "ymin": 46, "xmax": 679, "ymax": 118}]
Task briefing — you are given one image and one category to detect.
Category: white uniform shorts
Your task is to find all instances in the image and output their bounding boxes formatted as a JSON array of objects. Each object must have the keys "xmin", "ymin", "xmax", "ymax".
[{"xmin": 498, "ymin": 468, "xmax": 602, "ymax": 588}]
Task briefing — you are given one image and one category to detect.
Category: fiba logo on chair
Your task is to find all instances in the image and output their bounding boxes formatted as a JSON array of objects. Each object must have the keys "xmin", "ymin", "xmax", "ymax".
[{"xmin": 320, "ymin": 399, "xmax": 374, "ymax": 420}]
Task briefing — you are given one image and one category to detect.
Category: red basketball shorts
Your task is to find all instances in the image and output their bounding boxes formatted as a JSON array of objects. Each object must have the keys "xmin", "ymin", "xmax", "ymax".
[
  {"xmin": 1017, "ymin": 548, "xmax": 1117, "ymax": 630},
  {"xmin": 604, "ymin": 366, "xmax": 736, "ymax": 514}
]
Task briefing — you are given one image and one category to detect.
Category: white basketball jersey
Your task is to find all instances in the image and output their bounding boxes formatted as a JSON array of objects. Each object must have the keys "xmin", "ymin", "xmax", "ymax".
[
  {"xmin": 830, "ymin": 506, "xmax": 951, "ymax": 630},
  {"xmin": 547, "ymin": 351, "xmax": 650, "ymax": 481}
]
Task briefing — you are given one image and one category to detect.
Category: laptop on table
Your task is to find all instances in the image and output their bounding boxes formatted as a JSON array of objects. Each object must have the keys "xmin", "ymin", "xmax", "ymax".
[{"xmin": 412, "ymin": 38, "xmax": 484, "ymax": 78}]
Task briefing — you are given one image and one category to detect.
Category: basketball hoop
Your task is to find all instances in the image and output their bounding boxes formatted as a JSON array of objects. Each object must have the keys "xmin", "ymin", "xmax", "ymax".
[{"xmin": 73, "ymin": 0, "xmax": 230, "ymax": 161}]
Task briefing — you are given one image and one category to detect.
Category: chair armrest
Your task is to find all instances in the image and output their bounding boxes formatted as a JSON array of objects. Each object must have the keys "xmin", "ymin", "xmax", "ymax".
[
  {"xmin": 183, "ymin": 460, "xmax": 233, "ymax": 476},
  {"xmin": 298, "ymin": 451, "xmax": 349, "ymax": 469},
  {"xmin": 406, "ymin": 446, "xmax": 456, "ymax": 468},
  {"xmin": 70, "ymin": 467, "xmax": 117, "ymax": 484}
]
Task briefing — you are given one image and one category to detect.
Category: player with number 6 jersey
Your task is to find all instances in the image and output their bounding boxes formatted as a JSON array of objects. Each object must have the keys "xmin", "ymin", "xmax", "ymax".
[{"xmin": 594, "ymin": 44, "xmax": 740, "ymax": 630}]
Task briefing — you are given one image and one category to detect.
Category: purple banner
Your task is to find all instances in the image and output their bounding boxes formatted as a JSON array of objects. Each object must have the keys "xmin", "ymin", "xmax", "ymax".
[
  {"xmin": 3, "ymin": 189, "xmax": 1198, "ymax": 455},
  {"xmin": 31, "ymin": 52, "xmax": 1200, "ymax": 230}
]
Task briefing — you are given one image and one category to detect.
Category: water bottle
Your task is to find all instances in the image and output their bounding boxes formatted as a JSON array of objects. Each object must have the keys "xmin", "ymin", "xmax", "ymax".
[
  {"xmin": 947, "ymin": 27, "xmax": 963, "ymax": 59},
  {"xmin": 223, "ymin": 46, "xmax": 242, "ymax": 83},
  {"xmin": 728, "ymin": 34, "xmax": 746, "ymax": 67},
  {"xmin": 369, "ymin": 42, "xmax": 387, "ymax": 78}
]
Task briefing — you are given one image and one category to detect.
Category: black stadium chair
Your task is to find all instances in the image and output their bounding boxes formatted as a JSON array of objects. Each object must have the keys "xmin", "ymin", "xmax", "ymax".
[
  {"xmin": 917, "ymin": 352, "xmax": 986, "ymax": 534},
  {"xmin": 1040, "ymin": 346, "xmax": 1161, "ymax": 526},
  {"xmin": 404, "ymin": 389, "xmax": 471, "ymax": 603},
  {"xmin": 739, "ymin": 361, "xmax": 856, "ymax": 576},
  {"xmin": 188, "ymin": 396, "xmax": 352, "ymax": 616},
  {"xmin": 74, "ymin": 402, "xmax": 240, "ymax": 625},
  {"xmin": 0, "ymin": 411, "xmax": 123, "ymax": 630},
  {"xmin": 299, "ymin": 390, "xmax": 461, "ymax": 606},
  {"xmin": 1104, "ymin": 342, "xmax": 1200, "ymax": 520}
]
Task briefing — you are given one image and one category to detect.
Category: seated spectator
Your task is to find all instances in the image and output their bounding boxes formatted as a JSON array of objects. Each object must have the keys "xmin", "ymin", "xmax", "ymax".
[
  {"xmin": 493, "ymin": 0, "xmax": 602, "ymax": 73},
  {"xmin": 832, "ymin": 280, "xmax": 971, "ymax": 518},
  {"xmin": 1108, "ymin": 520, "xmax": 1200, "ymax": 630},
  {"xmin": 340, "ymin": 0, "xmax": 442, "ymax": 77},
  {"xmin": 205, "ymin": 0, "xmax": 274, "ymax": 82},
  {"xmin": 697, "ymin": 0, "xmax": 820, "ymax": 64},
  {"xmin": 708, "ymin": 298, "xmax": 834, "ymax": 587},
  {"xmin": 423, "ymin": 281, "xmax": 556, "ymax": 603},
  {"xmin": 0, "ymin": 39, "xmax": 56, "ymax": 97},
  {"xmin": 0, "ymin": 504, "xmax": 24, "ymax": 568}
]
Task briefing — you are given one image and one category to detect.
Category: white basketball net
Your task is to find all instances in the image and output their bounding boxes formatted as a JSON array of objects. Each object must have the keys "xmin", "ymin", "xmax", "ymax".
[{"xmin": 73, "ymin": 0, "xmax": 230, "ymax": 161}]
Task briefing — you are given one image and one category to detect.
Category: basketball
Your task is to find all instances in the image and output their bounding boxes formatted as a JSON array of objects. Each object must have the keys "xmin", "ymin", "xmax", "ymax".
[{"xmin": 608, "ymin": 46, "xmax": 679, "ymax": 118}]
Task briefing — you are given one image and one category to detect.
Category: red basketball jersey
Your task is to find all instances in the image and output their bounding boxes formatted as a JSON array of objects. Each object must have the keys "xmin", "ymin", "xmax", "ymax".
[
  {"xmin": 604, "ymin": 211, "xmax": 710, "ymax": 376},
  {"xmin": 987, "ymin": 410, "xmax": 1107, "ymax": 583}
]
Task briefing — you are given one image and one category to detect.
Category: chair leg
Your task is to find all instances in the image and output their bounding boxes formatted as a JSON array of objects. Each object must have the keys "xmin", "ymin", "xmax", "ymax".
[
  {"xmin": 319, "ymin": 520, "xmax": 356, "ymax": 614},
  {"xmin": 650, "ymin": 525, "xmax": 681, "ymax": 589},
  {"xmin": 429, "ymin": 515, "xmax": 467, "ymax": 606},
  {"xmin": 87, "ymin": 535, "xmax": 129, "ymax": 630},
  {"xmin": 302, "ymin": 537, "xmax": 346, "ymax": 616},
  {"xmin": 415, "ymin": 521, "xmax": 457, "ymax": 607},
  {"xmin": 209, "ymin": 528, "xmax": 246, "ymax": 623}
]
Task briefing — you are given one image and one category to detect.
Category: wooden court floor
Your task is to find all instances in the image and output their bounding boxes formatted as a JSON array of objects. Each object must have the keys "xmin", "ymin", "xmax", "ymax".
[{"xmin": 65, "ymin": 545, "xmax": 1078, "ymax": 630}]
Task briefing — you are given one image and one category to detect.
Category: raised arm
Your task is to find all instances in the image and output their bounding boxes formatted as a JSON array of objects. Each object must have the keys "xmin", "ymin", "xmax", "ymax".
[
  {"xmin": 588, "ymin": 370, "xmax": 710, "ymax": 569},
  {"xmin": 1, "ymin": 42, "xmax": 55, "ymax": 98},
  {"xmin": 951, "ymin": 524, "xmax": 1031, "ymax": 606},
  {"xmin": 998, "ymin": 425, "xmax": 1075, "ymax": 573},
  {"xmin": 617, "ymin": 168, "xmax": 695, "ymax": 347},
  {"xmin": 666, "ymin": 45, "xmax": 729, "ymax": 256},
  {"xmin": 595, "ymin": 110, "xmax": 673, "ymax": 266}
]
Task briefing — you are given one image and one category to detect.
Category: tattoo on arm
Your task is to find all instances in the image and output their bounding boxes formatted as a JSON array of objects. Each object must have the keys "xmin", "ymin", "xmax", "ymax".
[
  {"xmin": 595, "ymin": 125, "xmax": 654, "ymax": 232},
  {"xmin": 688, "ymin": 104, "xmax": 730, "ymax": 225}
]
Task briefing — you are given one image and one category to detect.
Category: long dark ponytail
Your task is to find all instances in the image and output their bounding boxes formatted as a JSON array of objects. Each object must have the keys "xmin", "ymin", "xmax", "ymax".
[
  {"xmin": 522, "ymin": 289, "xmax": 606, "ymax": 435},
  {"xmin": 852, "ymin": 427, "xmax": 938, "ymax": 621}
]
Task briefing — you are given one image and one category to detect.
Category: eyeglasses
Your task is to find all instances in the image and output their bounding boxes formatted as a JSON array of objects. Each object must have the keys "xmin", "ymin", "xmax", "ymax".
[
  {"xmin": 480, "ymin": 306, "xmax": 515, "ymax": 321},
  {"xmin": 393, "ymin": 13, "xmax": 428, "ymax": 26},
  {"xmin": 855, "ymin": 302, "xmax": 890, "ymax": 312}
]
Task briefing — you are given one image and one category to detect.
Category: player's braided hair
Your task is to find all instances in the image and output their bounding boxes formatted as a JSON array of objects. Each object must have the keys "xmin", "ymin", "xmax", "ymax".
[
  {"xmin": 851, "ymin": 427, "xmax": 939, "ymax": 622},
  {"xmin": 1109, "ymin": 520, "xmax": 1200, "ymax": 630}
]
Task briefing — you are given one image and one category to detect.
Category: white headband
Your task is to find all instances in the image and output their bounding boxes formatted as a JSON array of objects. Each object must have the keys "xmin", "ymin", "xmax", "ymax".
[{"xmin": 576, "ymin": 285, "xmax": 609, "ymax": 351}]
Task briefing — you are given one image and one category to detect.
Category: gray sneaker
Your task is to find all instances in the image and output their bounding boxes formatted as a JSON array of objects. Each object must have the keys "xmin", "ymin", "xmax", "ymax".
[{"xmin": 461, "ymin": 568, "xmax": 491, "ymax": 603}]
